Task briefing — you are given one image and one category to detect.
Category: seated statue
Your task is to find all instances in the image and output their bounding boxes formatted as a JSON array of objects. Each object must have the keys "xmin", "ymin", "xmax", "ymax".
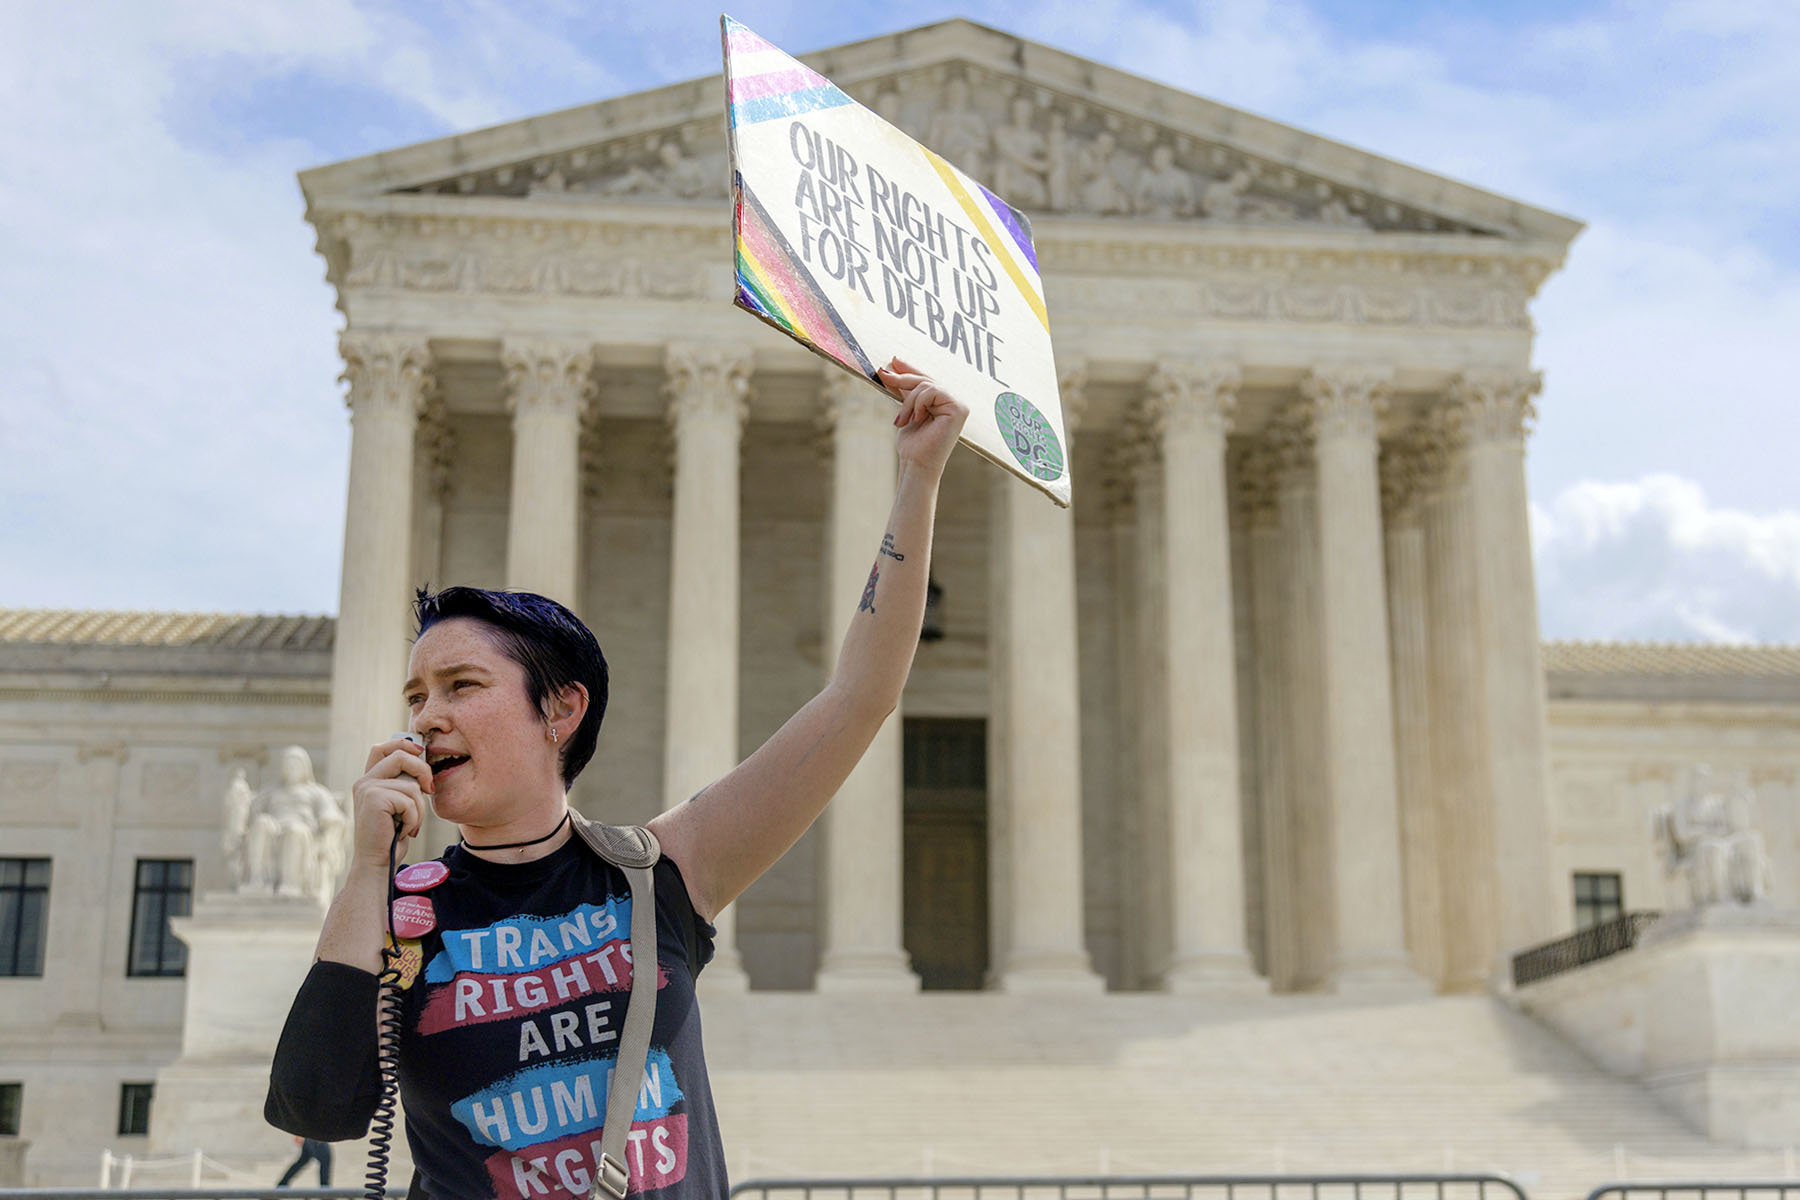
[
  {"xmin": 223, "ymin": 747, "xmax": 348, "ymax": 904},
  {"xmin": 1653, "ymin": 765, "xmax": 1771, "ymax": 907}
]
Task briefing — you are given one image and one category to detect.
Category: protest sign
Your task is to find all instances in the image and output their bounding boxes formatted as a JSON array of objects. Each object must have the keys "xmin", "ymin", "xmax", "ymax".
[{"xmin": 722, "ymin": 15, "xmax": 1071, "ymax": 507}]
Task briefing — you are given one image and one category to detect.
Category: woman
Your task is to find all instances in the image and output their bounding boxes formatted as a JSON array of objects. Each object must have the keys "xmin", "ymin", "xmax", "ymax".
[{"xmin": 266, "ymin": 359, "xmax": 967, "ymax": 1199}]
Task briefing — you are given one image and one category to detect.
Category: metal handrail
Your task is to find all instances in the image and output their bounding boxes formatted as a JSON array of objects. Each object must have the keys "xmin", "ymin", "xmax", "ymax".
[
  {"xmin": 729, "ymin": 1173, "xmax": 1532, "ymax": 1200},
  {"xmin": 1511, "ymin": 910, "xmax": 1661, "ymax": 987},
  {"xmin": 1584, "ymin": 1183, "xmax": 1800, "ymax": 1200}
]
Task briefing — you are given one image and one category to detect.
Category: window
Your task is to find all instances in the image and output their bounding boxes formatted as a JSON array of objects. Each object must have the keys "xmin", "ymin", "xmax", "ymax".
[
  {"xmin": 0, "ymin": 1082, "xmax": 19, "ymax": 1136},
  {"xmin": 1574, "ymin": 872, "xmax": 1624, "ymax": 930},
  {"xmin": 0, "ymin": 858, "xmax": 51, "ymax": 977},
  {"xmin": 118, "ymin": 1082, "xmax": 153, "ymax": 1136},
  {"xmin": 127, "ymin": 859, "xmax": 192, "ymax": 977}
]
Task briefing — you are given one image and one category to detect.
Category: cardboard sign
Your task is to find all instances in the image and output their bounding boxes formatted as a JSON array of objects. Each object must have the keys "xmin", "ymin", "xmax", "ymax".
[{"xmin": 722, "ymin": 15, "xmax": 1072, "ymax": 507}]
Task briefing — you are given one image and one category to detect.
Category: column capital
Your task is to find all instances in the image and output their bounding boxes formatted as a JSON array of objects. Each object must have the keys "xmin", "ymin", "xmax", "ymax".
[
  {"xmin": 501, "ymin": 339, "xmax": 596, "ymax": 420},
  {"xmin": 338, "ymin": 331, "xmax": 434, "ymax": 419},
  {"xmin": 1449, "ymin": 368, "xmax": 1542, "ymax": 445},
  {"xmin": 1231, "ymin": 439, "xmax": 1282, "ymax": 528},
  {"xmin": 665, "ymin": 343, "xmax": 752, "ymax": 427},
  {"xmin": 1379, "ymin": 433, "xmax": 1437, "ymax": 525},
  {"xmin": 1145, "ymin": 359, "xmax": 1239, "ymax": 440},
  {"xmin": 817, "ymin": 365, "xmax": 892, "ymax": 435},
  {"xmin": 1302, "ymin": 365, "xmax": 1392, "ymax": 442},
  {"xmin": 1057, "ymin": 359, "xmax": 1090, "ymax": 436},
  {"xmin": 1265, "ymin": 402, "xmax": 1316, "ymax": 482}
]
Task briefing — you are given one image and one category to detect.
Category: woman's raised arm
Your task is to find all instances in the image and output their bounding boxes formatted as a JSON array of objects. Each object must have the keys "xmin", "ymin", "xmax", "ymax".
[{"xmin": 648, "ymin": 357, "xmax": 968, "ymax": 920}]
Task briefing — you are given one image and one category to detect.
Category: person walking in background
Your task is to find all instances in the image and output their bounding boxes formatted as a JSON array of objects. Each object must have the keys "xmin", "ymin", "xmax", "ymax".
[{"xmin": 276, "ymin": 1135, "xmax": 331, "ymax": 1186}]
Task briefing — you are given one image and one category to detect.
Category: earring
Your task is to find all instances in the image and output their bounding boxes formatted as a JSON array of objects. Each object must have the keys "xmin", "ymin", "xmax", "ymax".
[{"xmin": 549, "ymin": 724, "xmax": 559, "ymax": 744}]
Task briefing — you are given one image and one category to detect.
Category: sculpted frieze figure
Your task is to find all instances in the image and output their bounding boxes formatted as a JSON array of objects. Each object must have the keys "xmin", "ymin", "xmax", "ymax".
[
  {"xmin": 601, "ymin": 140, "xmax": 718, "ymax": 200},
  {"xmin": 1074, "ymin": 130, "xmax": 1131, "ymax": 216},
  {"xmin": 927, "ymin": 77, "xmax": 991, "ymax": 181},
  {"xmin": 1653, "ymin": 765, "xmax": 1772, "ymax": 908},
  {"xmin": 222, "ymin": 747, "xmax": 348, "ymax": 905},
  {"xmin": 1135, "ymin": 144, "xmax": 1196, "ymax": 220},
  {"xmin": 991, "ymin": 96, "xmax": 1050, "ymax": 209}
]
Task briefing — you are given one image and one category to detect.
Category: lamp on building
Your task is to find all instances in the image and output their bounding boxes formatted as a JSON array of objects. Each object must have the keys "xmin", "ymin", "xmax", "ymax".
[{"xmin": 920, "ymin": 575, "xmax": 945, "ymax": 642}]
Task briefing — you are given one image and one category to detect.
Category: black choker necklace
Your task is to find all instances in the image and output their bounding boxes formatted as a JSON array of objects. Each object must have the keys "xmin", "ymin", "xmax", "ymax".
[{"xmin": 462, "ymin": 811, "xmax": 571, "ymax": 852}]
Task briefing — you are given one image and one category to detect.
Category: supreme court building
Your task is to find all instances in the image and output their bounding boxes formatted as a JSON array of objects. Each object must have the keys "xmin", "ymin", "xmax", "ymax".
[{"xmin": 4, "ymin": 18, "xmax": 1799, "ymax": 1189}]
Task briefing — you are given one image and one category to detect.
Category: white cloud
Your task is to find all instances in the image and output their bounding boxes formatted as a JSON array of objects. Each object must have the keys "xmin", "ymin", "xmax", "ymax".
[{"xmin": 1532, "ymin": 476, "xmax": 1800, "ymax": 643}]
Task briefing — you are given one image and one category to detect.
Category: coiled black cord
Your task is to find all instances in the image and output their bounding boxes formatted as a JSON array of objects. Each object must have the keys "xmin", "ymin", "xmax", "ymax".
[{"xmin": 365, "ymin": 823, "xmax": 404, "ymax": 1200}]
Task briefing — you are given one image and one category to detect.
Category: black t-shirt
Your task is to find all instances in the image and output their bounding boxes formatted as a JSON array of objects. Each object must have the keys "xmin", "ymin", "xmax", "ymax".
[{"xmin": 267, "ymin": 838, "xmax": 727, "ymax": 1199}]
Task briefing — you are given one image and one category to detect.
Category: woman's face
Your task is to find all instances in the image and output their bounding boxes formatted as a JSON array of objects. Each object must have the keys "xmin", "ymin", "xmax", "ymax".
[{"xmin": 404, "ymin": 617, "xmax": 565, "ymax": 829}]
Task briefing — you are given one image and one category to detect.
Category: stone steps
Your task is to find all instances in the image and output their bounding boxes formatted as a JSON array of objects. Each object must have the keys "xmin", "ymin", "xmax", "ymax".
[{"xmin": 700, "ymin": 992, "xmax": 1789, "ymax": 1198}]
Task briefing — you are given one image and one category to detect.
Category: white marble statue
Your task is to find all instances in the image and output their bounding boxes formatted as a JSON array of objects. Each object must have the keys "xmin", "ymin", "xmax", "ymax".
[
  {"xmin": 1653, "ymin": 765, "xmax": 1772, "ymax": 907},
  {"xmin": 991, "ymin": 96, "xmax": 1049, "ymax": 209},
  {"xmin": 1135, "ymin": 143, "xmax": 1196, "ymax": 219},
  {"xmin": 223, "ymin": 747, "xmax": 348, "ymax": 904},
  {"xmin": 928, "ymin": 77, "xmax": 990, "ymax": 181}
]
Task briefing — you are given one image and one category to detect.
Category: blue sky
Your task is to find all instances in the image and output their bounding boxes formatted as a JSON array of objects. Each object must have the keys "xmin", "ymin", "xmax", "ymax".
[{"xmin": 2, "ymin": 0, "xmax": 1796, "ymax": 642}]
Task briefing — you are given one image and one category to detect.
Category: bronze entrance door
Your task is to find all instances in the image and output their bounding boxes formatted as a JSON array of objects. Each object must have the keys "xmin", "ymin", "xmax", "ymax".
[{"xmin": 902, "ymin": 718, "xmax": 988, "ymax": 990}]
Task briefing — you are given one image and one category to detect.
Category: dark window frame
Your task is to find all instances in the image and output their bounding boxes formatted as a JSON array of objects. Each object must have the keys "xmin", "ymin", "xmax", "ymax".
[
  {"xmin": 127, "ymin": 859, "xmax": 193, "ymax": 978},
  {"xmin": 0, "ymin": 857, "xmax": 52, "ymax": 977},
  {"xmin": 118, "ymin": 1081, "xmax": 154, "ymax": 1136},
  {"xmin": 1573, "ymin": 870, "xmax": 1624, "ymax": 930},
  {"xmin": 0, "ymin": 1081, "xmax": 20, "ymax": 1136}
]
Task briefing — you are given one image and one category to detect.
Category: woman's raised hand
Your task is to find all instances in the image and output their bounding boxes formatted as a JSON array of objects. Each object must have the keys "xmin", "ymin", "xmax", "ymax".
[{"xmin": 876, "ymin": 357, "xmax": 970, "ymax": 477}]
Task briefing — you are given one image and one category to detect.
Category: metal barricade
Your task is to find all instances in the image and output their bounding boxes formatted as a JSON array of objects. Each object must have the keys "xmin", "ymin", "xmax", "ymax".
[
  {"xmin": 729, "ymin": 1173, "xmax": 1533, "ymax": 1200},
  {"xmin": 1584, "ymin": 1183, "xmax": 1800, "ymax": 1200}
]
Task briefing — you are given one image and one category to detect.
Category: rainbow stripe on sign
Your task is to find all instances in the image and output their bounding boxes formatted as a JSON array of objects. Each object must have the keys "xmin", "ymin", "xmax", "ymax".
[
  {"xmin": 734, "ymin": 180, "xmax": 875, "ymax": 378},
  {"xmin": 725, "ymin": 16, "xmax": 857, "ymax": 128}
]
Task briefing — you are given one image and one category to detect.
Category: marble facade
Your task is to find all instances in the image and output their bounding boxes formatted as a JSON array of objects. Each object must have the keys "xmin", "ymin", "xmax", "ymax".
[{"xmin": 3, "ymin": 18, "xmax": 1799, "ymax": 1187}]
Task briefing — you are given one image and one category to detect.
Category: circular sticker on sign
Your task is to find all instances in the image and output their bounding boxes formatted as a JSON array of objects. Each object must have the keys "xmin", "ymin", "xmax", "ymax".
[
  {"xmin": 395, "ymin": 861, "xmax": 449, "ymax": 893},
  {"xmin": 390, "ymin": 895, "xmax": 437, "ymax": 939},
  {"xmin": 993, "ymin": 392, "xmax": 1065, "ymax": 482}
]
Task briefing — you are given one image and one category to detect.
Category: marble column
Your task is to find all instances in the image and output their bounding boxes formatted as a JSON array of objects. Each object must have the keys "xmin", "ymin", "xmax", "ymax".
[
  {"xmin": 502, "ymin": 340, "xmax": 594, "ymax": 606},
  {"xmin": 1455, "ymin": 370, "xmax": 1560, "ymax": 960},
  {"xmin": 1121, "ymin": 418, "xmax": 1172, "ymax": 988},
  {"xmin": 815, "ymin": 368, "xmax": 917, "ymax": 991},
  {"xmin": 1302, "ymin": 368, "xmax": 1424, "ymax": 994},
  {"xmin": 1418, "ymin": 415, "xmax": 1499, "ymax": 990},
  {"xmin": 1269, "ymin": 409, "xmax": 1331, "ymax": 990},
  {"xmin": 988, "ymin": 372, "xmax": 1102, "ymax": 994},
  {"xmin": 662, "ymin": 342, "xmax": 753, "ymax": 992},
  {"xmin": 1381, "ymin": 436, "xmax": 1444, "ymax": 989},
  {"xmin": 1241, "ymin": 443, "xmax": 1294, "ymax": 988},
  {"xmin": 1103, "ymin": 437, "xmax": 1148, "ymax": 988},
  {"xmin": 327, "ymin": 331, "xmax": 434, "ymax": 796},
  {"xmin": 1146, "ymin": 361, "xmax": 1261, "ymax": 993}
]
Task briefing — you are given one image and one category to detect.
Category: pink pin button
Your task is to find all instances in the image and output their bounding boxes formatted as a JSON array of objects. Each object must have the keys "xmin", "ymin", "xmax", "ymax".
[
  {"xmin": 395, "ymin": 861, "xmax": 449, "ymax": 892},
  {"xmin": 390, "ymin": 895, "xmax": 437, "ymax": 939}
]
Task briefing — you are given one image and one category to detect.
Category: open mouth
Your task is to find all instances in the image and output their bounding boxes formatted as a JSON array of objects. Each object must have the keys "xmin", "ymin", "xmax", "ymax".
[{"xmin": 429, "ymin": 753, "xmax": 470, "ymax": 777}]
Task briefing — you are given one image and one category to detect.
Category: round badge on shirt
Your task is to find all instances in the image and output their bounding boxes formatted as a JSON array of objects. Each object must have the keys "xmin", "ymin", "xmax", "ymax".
[
  {"xmin": 390, "ymin": 895, "xmax": 437, "ymax": 938},
  {"xmin": 395, "ymin": 861, "xmax": 449, "ymax": 892}
]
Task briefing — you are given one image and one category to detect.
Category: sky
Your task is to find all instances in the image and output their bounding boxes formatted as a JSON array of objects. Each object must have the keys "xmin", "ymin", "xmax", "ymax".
[{"xmin": 2, "ymin": 0, "xmax": 1796, "ymax": 643}]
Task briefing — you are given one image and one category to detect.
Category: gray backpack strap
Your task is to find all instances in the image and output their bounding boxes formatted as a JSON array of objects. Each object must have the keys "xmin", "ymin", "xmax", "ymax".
[{"xmin": 571, "ymin": 813, "xmax": 661, "ymax": 1198}]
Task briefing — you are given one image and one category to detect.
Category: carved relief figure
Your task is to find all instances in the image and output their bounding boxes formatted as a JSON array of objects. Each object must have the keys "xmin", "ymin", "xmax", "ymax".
[
  {"xmin": 602, "ymin": 141, "xmax": 714, "ymax": 200},
  {"xmin": 928, "ymin": 77, "xmax": 990, "ymax": 180},
  {"xmin": 225, "ymin": 747, "xmax": 348, "ymax": 904},
  {"xmin": 1201, "ymin": 167, "xmax": 1254, "ymax": 220},
  {"xmin": 1135, "ymin": 143, "xmax": 1195, "ymax": 219},
  {"xmin": 991, "ymin": 96, "xmax": 1049, "ymax": 209},
  {"xmin": 1653, "ymin": 765, "xmax": 1772, "ymax": 907},
  {"xmin": 1044, "ymin": 111, "xmax": 1073, "ymax": 212},
  {"xmin": 1076, "ymin": 130, "xmax": 1130, "ymax": 216}
]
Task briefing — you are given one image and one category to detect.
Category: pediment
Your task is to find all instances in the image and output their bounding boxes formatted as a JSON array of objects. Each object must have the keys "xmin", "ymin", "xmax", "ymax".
[{"xmin": 301, "ymin": 19, "xmax": 1579, "ymax": 246}]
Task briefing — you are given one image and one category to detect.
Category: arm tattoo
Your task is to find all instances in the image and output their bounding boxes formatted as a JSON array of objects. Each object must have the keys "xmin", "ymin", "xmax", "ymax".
[
  {"xmin": 858, "ymin": 562, "xmax": 879, "ymax": 614},
  {"xmin": 879, "ymin": 533, "xmax": 906, "ymax": 561}
]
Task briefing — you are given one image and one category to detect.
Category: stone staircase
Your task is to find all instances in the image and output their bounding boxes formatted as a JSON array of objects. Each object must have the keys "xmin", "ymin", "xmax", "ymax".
[{"xmin": 701, "ymin": 991, "xmax": 1791, "ymax": 1198}]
